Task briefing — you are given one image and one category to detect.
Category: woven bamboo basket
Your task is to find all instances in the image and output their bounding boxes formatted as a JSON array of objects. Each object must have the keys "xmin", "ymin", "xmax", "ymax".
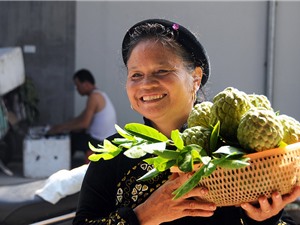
[{"xmin": 171, "ymin": 142, "xmax": 300, "ymax": 207}]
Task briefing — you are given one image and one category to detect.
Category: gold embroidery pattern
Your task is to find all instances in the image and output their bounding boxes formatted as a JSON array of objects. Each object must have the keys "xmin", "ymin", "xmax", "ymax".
[
  {"xmin": 84, "ymin": 211, "xmax": 127, "ymax": 224},
  {"xmin": 131, "ymin": 183, "xmax": 149, "ymax": 202},
  {"xmin": 240, "ymin": 218, "xmax": 245, "ymax": 225},
  {"xmin": 278, "ymin": 220, "xmax": 287, "ymax": 225},
  {"xmin": 116, "ymin": 161, "xmax": 169, "ymax": 208},
  {"xmin": 240, "ymin": 218, "xmax": 288, "ymax": 225}
]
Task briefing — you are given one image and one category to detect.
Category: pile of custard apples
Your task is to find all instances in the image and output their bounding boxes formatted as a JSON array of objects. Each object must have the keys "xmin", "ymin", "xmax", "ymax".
[{"xmin": 182, "ymin": 87, "xmax": 300, "ymax": 153}]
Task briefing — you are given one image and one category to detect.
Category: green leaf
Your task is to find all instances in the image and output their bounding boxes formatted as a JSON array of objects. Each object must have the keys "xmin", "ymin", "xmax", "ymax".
[
  {"xmin": 123, "ymin": 144, "xmax": 147, "ymax": 158},
  {"xmin": 89, "ymin": 140, "xmax": 117, "ymax": 153},
  {"xmin": 181, "ymin": 144, "xmax": 203, "ymax": 154},
  {"xmin": 172, "ymin": 164, "xmax": 207, "ymax": 199},
  {"xmin": 143, "ymin": 142, "xmax": 167, "ymax": 153},
  {"xmin": 152, "ymin": 149, "xmax": 180, "ymax": 159},
  {"xmin": 218, "ymin": 158, "xmax": 250, "ymax": 169},
  {"xmin": 113, "ymin": 139, "xmax": 134, "ymax": 149},
  {"xmin": 180, "ymin": 144, "xmax": 208, "ymax": 164},
  {"xmin": 209, "ymin": 120, "xmax": 220, "ymax": 155},
  {"xmin": 115, "ymin": 124, "xmax": 135, "ymax": 140},
  {"xmin": 125, "ymin": 123, "xmax": 169, "ymax": 142},
  {"xmin": 172, "ymin": 157, "xmax": 234, "ymax": 199},
  {"xmin": 154, "ymin": 157, "xmax": 175, "ymax": 172},
  {"xmin": 278, "ymin": 140, "xmax": 288, "ymax": 148},
  {"xmin": 124, "ymin": 142, "xmax": 167, "ymax": 158},
  {"xmin": 178, "ymin": 151, "xmax": 194, "ymax": 172},
  {"xmin": 190, "ymin": 149, "xmax": 201, "ymax": 162},
  {"xmin": 213, "ymin": 145, "xmax": 245, "ymax": 157},
  {"xmin": 161, "ymin": 159, "xmax": 176, "ymax": 171},
  {"xmin": 143, "ymin": 157, "xmax": 156, "ymax": 165},
  {"xmin": 87, "ymin": 139, "xmax": 123, "ymax": 161},
  {"xmin": 202, "ymin": 160, "xmax": 219, "ymax": 177},
  {"xmin": 171, "ymin": 129, "xmax": 184, "ymax": 150},
  {"xmin": 201, "ymin": 156, "xmax": 212, "ymax": 165},
  {"xmin": 138, "ymin": 168, "xmax": 161, "ymax": 181},
  {"xmin": 88, "ymin": 149, "xmax": 122, "ymax": 161},
  {"xmin": 144, "ymin": 157, "xmax": 176, "ymax": 172}
]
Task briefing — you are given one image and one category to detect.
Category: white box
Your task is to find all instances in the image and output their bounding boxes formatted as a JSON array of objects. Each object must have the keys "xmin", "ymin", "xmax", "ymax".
[
  {"xmin": 23, "ymin": 135, "xmax": 71, "ymax": 178},
  {"xmin": 0, "ymin": 47, "xmax": 25, "ymax": 95}
]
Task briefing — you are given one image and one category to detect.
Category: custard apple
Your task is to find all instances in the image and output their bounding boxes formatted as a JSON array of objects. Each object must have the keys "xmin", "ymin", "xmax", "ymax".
[
  {"xmin": 237, "ymin": 108, "xmax": 283, "ymax": 152},
  {"xmin": 210, "ymin": 87, "xmax": 252, "ymax": 141},
  {"xmin": 181, "ymin": 126, "xmax": 211, "ymax": 152},
  {"xmin": 248, "ymin": 94, "xmax": 273, "ymax": 110},
  {"xmin": 188, "ymin": 101, "xmax": 213, "ymax": 128},
  {"xmin": 278, "ymin": 114, "xmax": 300, "ymax": 144}
]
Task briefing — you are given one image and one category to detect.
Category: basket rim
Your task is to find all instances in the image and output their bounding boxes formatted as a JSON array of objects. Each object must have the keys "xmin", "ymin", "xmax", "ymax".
[
  {"xmin": 246, "ymin": 141, "xmax": 300, "ymax": 160},
  {"xmin": 170, "ymin": 142, "xmax": 300, "ymax": 173}
]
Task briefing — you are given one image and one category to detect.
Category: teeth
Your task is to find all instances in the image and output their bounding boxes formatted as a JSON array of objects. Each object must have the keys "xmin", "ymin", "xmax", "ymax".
[{"xmin": 142, "ymin": 95, "xmax": 164, "ymax": 101}]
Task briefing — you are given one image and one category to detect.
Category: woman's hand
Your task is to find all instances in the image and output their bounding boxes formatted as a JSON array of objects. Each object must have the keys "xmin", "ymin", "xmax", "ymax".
[
  {"xmin": 241, "ymin": 185, "xmax": 300, "ymax": 221},
  {"xmin": 134, "ymin": 172, "xmax": 217, "ymax": 225}
]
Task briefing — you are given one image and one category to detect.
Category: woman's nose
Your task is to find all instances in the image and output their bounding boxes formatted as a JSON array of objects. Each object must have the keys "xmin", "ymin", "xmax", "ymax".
[{"xmin": 141, "ymin": 74, "xmax": 159, "ymax": 87}]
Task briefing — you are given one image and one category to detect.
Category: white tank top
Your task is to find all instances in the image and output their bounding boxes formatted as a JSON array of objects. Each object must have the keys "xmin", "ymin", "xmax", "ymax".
[{"xmin": 87, "ymin": 90, "xmax": 117, "ymax": 141}]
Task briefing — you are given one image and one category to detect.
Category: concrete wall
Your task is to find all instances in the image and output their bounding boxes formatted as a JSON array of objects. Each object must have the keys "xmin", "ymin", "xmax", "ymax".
[
  {"xmin": 273, "ymin": 1, "xmax": 300, "ymax": 120},
  {"xmin": 0, "ymin": 1, "xmax": 75, "ymax": 125}
]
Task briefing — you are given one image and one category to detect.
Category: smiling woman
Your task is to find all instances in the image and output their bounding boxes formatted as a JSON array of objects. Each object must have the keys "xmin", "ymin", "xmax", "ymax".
[{"xmin": 73, "ymin": 19, "xmax": 300, "ymax": 225}]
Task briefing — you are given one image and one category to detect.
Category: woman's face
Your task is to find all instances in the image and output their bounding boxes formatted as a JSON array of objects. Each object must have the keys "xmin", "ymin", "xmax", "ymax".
[{"xmin": 126, "ymin": 40, "xmax": 201, "ymax": 125}]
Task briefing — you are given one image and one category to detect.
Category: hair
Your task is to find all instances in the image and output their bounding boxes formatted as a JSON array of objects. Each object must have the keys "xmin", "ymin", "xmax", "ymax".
[
  {"xmin": 73, "ymin": 69, "xmax": 95, "ymax": 85},
  {"xmin": 123, "ymin": 23, "xmax": 196, "ymax": 72}
]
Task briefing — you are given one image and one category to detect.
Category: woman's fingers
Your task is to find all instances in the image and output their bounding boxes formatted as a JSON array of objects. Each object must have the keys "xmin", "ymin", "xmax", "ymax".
[
  {"xmin": 282, "ymin": 185, "xmax": 300, "ymax": 204},
  {"xmin": 241, "ymin": 186, "xmax": 300, "ymax": 221},
  {"xmin": 134, "ymin": 172, "xmax": 216, "ymax": 224},
  {"xmin": 169, "ymin": 173, "xmax": 217, "ymax": 216}
]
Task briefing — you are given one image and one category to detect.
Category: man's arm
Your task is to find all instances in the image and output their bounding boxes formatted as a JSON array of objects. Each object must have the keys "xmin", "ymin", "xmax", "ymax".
[{"xmin": 48, "ymin": 92, "xmax": 105, "ymax": 134}]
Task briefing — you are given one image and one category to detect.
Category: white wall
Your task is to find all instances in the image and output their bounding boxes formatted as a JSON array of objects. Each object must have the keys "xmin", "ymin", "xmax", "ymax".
[{"xmin": 76, "ymin": 1, "xmax": 300, "ymax": 127}]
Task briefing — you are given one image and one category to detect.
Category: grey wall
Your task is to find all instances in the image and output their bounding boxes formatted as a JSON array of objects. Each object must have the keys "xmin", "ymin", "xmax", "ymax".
[
  {"xmin": 0, "ymin": 1, "xmax": 75, "ymax": 125},
  {"xmin": 273, "ymin": 1, "xmax": 300, "ymax": 120}
]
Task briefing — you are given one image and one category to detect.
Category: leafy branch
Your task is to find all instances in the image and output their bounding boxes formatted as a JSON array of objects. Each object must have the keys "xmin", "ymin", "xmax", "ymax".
[{"xmin": 88, "ymin": 122, "xmax": 250, "ymax": 199}]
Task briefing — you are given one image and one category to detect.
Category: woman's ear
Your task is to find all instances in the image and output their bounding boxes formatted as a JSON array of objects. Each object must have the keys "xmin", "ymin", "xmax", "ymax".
[{"xmin": 193, "ymin": 66, "xmax": 203, "ymax": 91}]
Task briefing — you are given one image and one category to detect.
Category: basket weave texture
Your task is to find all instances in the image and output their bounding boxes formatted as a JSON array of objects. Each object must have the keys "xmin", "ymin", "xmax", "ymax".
[{"xmin": 197, "ymin": 142, "xmax": 300, "ymax": 206}]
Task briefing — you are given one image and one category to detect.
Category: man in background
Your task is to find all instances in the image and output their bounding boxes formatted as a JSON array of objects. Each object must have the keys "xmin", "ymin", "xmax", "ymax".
[{"xmin": 47, "ymin": 69, "xmax": 117, "ymax": 161}]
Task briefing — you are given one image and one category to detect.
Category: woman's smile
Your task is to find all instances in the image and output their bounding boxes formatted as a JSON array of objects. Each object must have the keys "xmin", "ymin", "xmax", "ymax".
[{"xmin": 141, "ymin": 94, "xmax": 166, "ymax": 102}]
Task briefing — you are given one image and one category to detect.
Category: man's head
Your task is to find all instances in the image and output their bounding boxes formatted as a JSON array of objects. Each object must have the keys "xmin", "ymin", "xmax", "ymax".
[{"xmin": 73, "ymin": 69, "xmax": 95, "ymax": 95}]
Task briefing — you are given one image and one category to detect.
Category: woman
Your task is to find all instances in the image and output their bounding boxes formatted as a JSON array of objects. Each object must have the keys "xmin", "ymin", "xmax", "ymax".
[{"xmin": 73, "ymin": 19, "xmax": 300, "ymax": 225}]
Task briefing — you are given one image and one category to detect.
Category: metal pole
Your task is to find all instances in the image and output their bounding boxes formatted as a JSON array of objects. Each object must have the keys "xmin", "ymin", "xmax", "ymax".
[{"xmin": 265, "ymin": 0, "xmax": 277, "ymax": 104}]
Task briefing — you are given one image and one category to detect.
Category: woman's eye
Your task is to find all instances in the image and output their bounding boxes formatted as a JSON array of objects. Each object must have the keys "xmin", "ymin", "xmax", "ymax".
[
  {"xmin": 156, "ymin": 70, "xmax": 170, "ymax": 75},
  {"xmin": 130, "ymin": 73, "xmax": 142, "ymax": 79}
]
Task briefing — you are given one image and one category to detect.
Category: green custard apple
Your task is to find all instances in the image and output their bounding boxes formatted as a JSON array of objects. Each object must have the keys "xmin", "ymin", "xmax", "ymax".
[
  {"xmin": 237, "ymin": 108, "xmax": 284, "ymax": 152},
  {"xmin": 210, "ymin": 87, "xmax": 252, "ymax": 141},
  {"xmin": 181, "ymin": 126, "xmax": 211, "ymax": 152},
  {"xmin": 278, "ymin": 114, "xmax": 300, "ymax": 145},
  {"xmin": 187, "ymin": 101, "xmax": 213, "ymax": 128},
  {"xmin": 248, "ymin": 94, "xmax": 273, "ymax": 110}
]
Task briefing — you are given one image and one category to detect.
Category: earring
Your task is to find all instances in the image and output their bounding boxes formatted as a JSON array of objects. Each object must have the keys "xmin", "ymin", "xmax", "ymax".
[{"xmin": 192, "ymin": 92, "xmax": 197, "ymax": 102}]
